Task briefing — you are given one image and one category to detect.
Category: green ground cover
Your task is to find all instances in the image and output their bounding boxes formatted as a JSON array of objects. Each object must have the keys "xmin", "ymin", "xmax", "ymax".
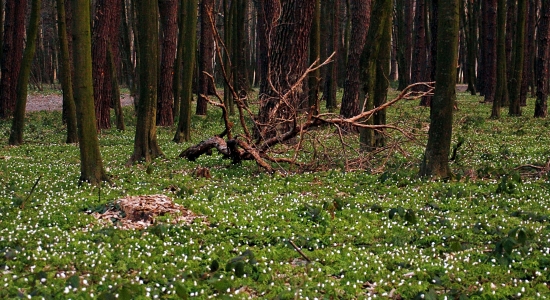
[{"xmin": 1, "ymin": 91, "xmax": 550, "ymax": 299}]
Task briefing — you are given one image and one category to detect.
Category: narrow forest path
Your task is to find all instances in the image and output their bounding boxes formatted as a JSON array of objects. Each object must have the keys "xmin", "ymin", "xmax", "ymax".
[{"xmin": 25, "ymin": 94, "xmax": 134, "ymax": 112}]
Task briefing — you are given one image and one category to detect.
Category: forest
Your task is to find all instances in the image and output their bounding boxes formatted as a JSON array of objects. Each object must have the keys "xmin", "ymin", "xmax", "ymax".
[{"xmin": 1, "ymin": 0, "xmax": 550, "ymax": 298}]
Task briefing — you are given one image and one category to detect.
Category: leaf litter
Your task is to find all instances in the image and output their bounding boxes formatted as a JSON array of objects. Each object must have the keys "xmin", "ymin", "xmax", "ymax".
[{"xmin": 89, "ymin": 194, "xmax": 206, "ymax": 230}]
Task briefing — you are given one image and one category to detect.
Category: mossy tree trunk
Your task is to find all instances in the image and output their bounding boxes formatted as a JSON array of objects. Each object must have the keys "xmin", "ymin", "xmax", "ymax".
[
  {"xmin": 71, "ymin": 0, "xmax": 109, "ymax": 185},
  {"xmin": 508, "ymin": 0, "xmax": 527, "ymax": 116},
  {"xmin": 156, "ymin": 0, "xmax": 178, "ymax": 126},
  {"xmin": 128, "ymin": 0, "xmax": 164, "ymax": 164},
  {"xmin": 535, "ymin": 0, "xmax": 550, "ymax": 118},
  {"xmin": 0, "ymin": 0, "xmax": 27, "ymax": 119},
  {"xmin": 491, "ymin": 0, "xmax": 508, "ymax": 119},
  {"xmin": 8, "ymin": 0, "xmax": 41, "ymax": 146},
  {"xmin": 173, "ymin": 0, "xmax": 199, "ymax": 143},
  {"xmin": 419, "ymin": 0, "xmax": 459, "ymax": 178},
  {"xmin": 57, "ymin": 0, "xmax": 78, "ymax": 143},
  {"xmin": 359, "ymin": 0, "xmax": 392, "ymax": 151},
  {"xmin": 340, "ymin": 0, "xmax": 371, "ymax": 119}
]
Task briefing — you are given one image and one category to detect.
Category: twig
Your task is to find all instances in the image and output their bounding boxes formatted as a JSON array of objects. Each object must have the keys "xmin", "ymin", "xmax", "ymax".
[
  {"xmin": 289, "ymin": 239, "xmax": 311, "ymax": 263},
  {"xmin": 21, "ymin": 175, "xmax": 41, "ymax": 209}
]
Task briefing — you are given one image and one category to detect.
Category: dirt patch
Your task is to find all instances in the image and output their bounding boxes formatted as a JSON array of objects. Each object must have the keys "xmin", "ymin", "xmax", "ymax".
[
  {"xmin": 26, "ymin": 94, "xmax": 134, "ymax": 112},
  {"xmin": 89, "ymin": 194, "xmax": 205, "ymax": 230}
]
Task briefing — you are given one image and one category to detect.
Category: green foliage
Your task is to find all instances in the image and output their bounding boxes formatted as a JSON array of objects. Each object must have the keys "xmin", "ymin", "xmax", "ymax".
[{"xmin": 1, "ymin": 93, "xmax": 550, "ymax": 298}]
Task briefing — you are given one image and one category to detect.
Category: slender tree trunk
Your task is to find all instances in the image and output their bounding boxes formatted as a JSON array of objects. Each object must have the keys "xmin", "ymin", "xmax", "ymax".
[
  {"xmin": 323, "ymin": 0, "xmax": 339, "ymax": 110},
  {"xmin": 108, "ymin": 47, "xmax": 125, "ymax": 130},
  {"xmin": 196, "ymin": 0, "xmax": 215, "ymax": 116},
  {"xmin": 308, "ymin": 0, "xmax": 321, "ymax": 111},
  {"xmin": 72, "ymin": 0, "xmax": 108, "ymax": 185},
  {"xmin": 505, "ymin": 0, "xmax": 516, "ymax": 90},
  {"xmin": 9, "ymin": 0, "xmax": 41, "ymax": 145},
  {"xmin": 121, "ymin": 0, "xmax": 137, "ymax": 103},
  {"xmin": 224, "ymin": 0, "xmax": 234, "ymax": 113},
  {"xmin": 128, "ymin": 0, "xmax": 164, "ymax": 164},
  {"xmin": 0, "ymin": 0, "xmax": 27, "ymax": 119},
  {"xmin": 491, "ymin": 0, "xmax": 508, "ymax": 118},
  {"xmin": 174, "ymin": 0, "xmax": 199, "ymax": 143},
  {"xmin": 173, "ymin": 0, "xmax": 184, "ymax": 119},
  {"xmin": 411, "ymin": 0, "xmax": 427, "ymax": 85},
  {"xmin": 157, "ymin": 0, "xmax": 178, "ymax": 126},
  {"xmin": 508, "ymin": 0, "xmax": 527, "ymax": 116},
  {"xmin": 465, "ymin": 0, "xmax": 478, "ymax": 95},
  {"xmin": 535, "ymin": 0, "xmax": 550, "ymax": 118},
  {"xmin": 483, "ymin": 0, "xmax": 497, "ymax": 103},
  {"xmin": 340, "ymin": 0, "xmax": 371, "ymax": 118},
  {"xmin": 257, "ymin": 0, "xmax": 315, "ymax": 139},
  {"xmin": 519, "ymin": 0, "xmax": 536, "ymax": 106},
  {"xmin": 395, "ymin": 0, "xmax": 412, "ymax": 90},
  {"xmin": 57, "ymin": 0, "xmax": 78, "ymax": 143},
  {"xmin": 420, "ymin": 0, "xmax": 459, "ymax": 178}
]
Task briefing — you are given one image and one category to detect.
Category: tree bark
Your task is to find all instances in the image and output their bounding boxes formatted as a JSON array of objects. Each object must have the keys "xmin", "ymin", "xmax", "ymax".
[
  {"xmin": 196, "ymin": 0, "xmax": 215, "ymax": 116},
  {"xmin": 156, "ymin": 0, "xmax": 178, "ymax": 126},
  {"xmin": 174, "ymin": 0, "xmax": 199, "ymax": 143},
  {"xmin": 411, "ymin": 0, "xmax": 427, "ymax": 86},
  {"xmin": 57, "ymin": 0, "xmax": 78, "ymax": 143},
  {"xmin": 308, "ymin": 0, "xmax": 321, "ymax": 111},
  {"xmin": 257, "ymin": 0, "xmax": 315, "ymax": 139},
  {"xmin": 0, "ymin": 0, "xmax": 28, "ymax": 119},
  {"xmin": 465, "ymin": 0, "xmax": 479, "ymax": 95},
  {"xmin": 420, "ymin": 0, "xmax": 459, "ymax": 178},
  {"xmin": 9, "ymin": 0, "xmax": 41, "ymax": 145},
  {"xmin": 508, "ymin": 0, "xmax": 527, "ymax": 116},
  {"xmin": 395, "ymin": 0, "xmax": 412, "ymax": 90},
  {"xmin": 340, "ymin": 0, "xmax": 371, "ymax": 118},
  {"xmin": 491, "ymin": 0, "xmax": 508, "ymax": 119},
  {"xmin": 323, "ymin": 0, "xmax": 339, "ymax": 110},
  {"xmin": 482, "ymin": 0, "xmax": 497, "ymax": 103},
  {"xmin": 72, "ymin": 0, "xmax": 109, "ymax": 185},
  {"xmin": 128, "ymin": 0, "xmax": 164, "ymax": 164},
  {"xmin": 535, "ymin": 0, "xmax": 550, "ymax": 118},
  {"xmin": 519, "ymin": 0, "xmax": 536, "ymax": 106}
]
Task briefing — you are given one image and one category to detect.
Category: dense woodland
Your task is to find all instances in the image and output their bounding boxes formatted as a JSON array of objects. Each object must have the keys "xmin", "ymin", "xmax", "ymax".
[{"xmin": 0, "ymin": 0, "xmax": 548, "ymax": 180}]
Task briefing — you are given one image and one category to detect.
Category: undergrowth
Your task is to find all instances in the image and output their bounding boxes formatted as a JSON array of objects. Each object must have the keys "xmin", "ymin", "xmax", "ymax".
[{"xmin": 0, "ymin": 90, "xmax": 550, "ymax": 299}]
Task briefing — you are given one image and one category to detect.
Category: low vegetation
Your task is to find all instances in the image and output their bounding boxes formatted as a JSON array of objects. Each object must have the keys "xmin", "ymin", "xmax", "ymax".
[{"xmin": 1, "ymin": 91, "xmax": 550, "ymax": 299}]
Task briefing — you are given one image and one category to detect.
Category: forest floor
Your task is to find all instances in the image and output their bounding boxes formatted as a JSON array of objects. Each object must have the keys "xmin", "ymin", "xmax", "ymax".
[{"xmin": 26, "ymin": 93, "xmax": 134, "ymax": 112}]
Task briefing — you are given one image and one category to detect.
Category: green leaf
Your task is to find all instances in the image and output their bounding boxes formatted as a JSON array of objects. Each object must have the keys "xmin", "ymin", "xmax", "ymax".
[
  {"xmin": 175, "ymin": 283, "xmax": 189, "ymax": 299},
  {"xmin": 389, "ymin": 208, "xmax": 398, "ymax": 219},
  {"xmin": 210, "ymin": 259, "xmax": 220, "ymax": 272},
  {"xmin": 405, "ymin": 209, "xmax": 417, "ymax": 224},
  {"xmin": 234, "ymin": 261, "xmax": 245, "ymax": 278},
  {"xmin": 66, "ymin": 275, "xmax": 80, "ymax": 289},
  {"xmin": 450, "ymin": 241, "xmax": 462, "ymax": 252},
  {"xmin": 517, "ymin": 228, "xmax": 527, "ymax": 244}
]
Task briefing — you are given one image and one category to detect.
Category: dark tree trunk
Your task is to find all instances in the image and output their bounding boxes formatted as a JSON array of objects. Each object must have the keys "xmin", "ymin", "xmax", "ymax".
[
  {"xmin": 196, "ymin": 0, "xmax": 215, "ymax": 116},
  {"xmin": 491, "ymin": 0, "xmax": 508, "ymax": 119},
  {"xmin": 465, "ymin": 0, "xmax": 479, "ymax": 95},
  {"xmin": 9, "ymin": 0, "xmax": 41, "ymax": 145},
  {"xmin": 340, "ymin": 0, "xmax": 371, "ymax": 118},
  {"xmin": 57, "ymin": 0, "xmax": 78, "ymax": 143},
  {"xmin": 420, "ymin": 0, "xmax": 459, "ymax": 178},
  {"xmin": 307, "ymin": 0, "xmax": 321, "ymax": 111},
  {"xmin": 323, "ymin": 0, "xmax": 339, "ymax": 110},
  {"xmin": 72, "ymin": 0, "xmax": 109, "ymax": 185},
  {"xmin": 128, "ymin": 0, "xmax": 164, "ymax": 164},
  {"xmin": 483, "ymin": 0, "xmax": 497, "ymax": 103},
  {"xmin": 508, "ymin": 0, "xmax": 527, "ymax": 116},
  {"xmin": 535, "ymin": 0, "xmax": 550, "ymax": 118},
  {"xmin": 411, "ymin": 0, "xmax": 427, "ymax": 85},
  {"xmin": 519, "ymin": 0, "xmax": 536, "ymax": 106},
  {"xmin": 359, "ymin": 0, "xmax": 392, "ymax": 151},
  {"xmin": 256, "ymin": 0, "xmax": 280, "ymax": 97},
  {"xmin": 395, "ymin": 0, "xmax": 412, "ymax": 90},
  {"xmin": 0, "ymin": 0, "xmax": 28, "ymax": 119},
  {"xmin": 505, "ymin": 0, "xmax": 516, "ymax": 89},
  {"xmin": 156, "ymin": 0, "xmax": 178, "ymax": 126},
  {"xmin": 174, "ymin": 0, "xmax": 199, "ymax": 143},
  {"xmin": 257, "ymin": 0, "xmax": 315, "ymax": 139},
  {"xmin": 91, "ymin": 0, "xmax": 120, "ymax": 130},
  {"xmin": 420, "ymin": 0, "xmax": 438, "ymax": 107},
  {"xmin": 232, "ymin": 0, "xmax": 249, "ymax": 98}
]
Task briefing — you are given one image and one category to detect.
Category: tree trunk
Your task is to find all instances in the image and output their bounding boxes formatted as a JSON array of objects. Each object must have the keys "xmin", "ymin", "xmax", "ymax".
[
  {"xmin": 9, "ymin": 0, "xmax": 41, "ymax": 145},
  {"xmin": 307, "ymin": 0, "xmax": 321, "ymax": 111},
  {"xmin": 57, "ymin": 0, "xmax": 78, "ymax": 143},
  {"xmin": 340, "ymin": 0, "xmax": 371, "ymax": 118},
  {"xmin": 505, "ymin": 0, "xmax": 516, "ymax": 90},
  {"xmin": 0, "ymin": 0, "xmax": 27, "ymax": 119},
  {"xmin": 395, "ymin": 0, "xmax": 412, "ymax": 90},
  {"xmin": 173, "ymin": 0, "xmax": 199, "ymax": 143},
  {"xmin": 257, "ymin": 0, "xmax": 315, "ymax": 139},
  {"xmin": 508, "ymin": 0, "xmax": 527, "ymax": 116},
  {"xmin": 196, "ymin": 0, "xmax": 215, "ymax": 116},
  {"xmin": 420, "ymin": 0, "xmax": 459, "ymax": 178},
  {"xmin": 535, "ymin": 0, "xmax": 550, "ymax": 118},
  {"xmin": 482, "ymin": 0, "xmax": 497, "ymax": 103},
  {"xmin": 519, "ymin": 0, "xmax": 536, "ymax": 106},
  {"xmin": 359, "ymin": 0, "xmax": 392, "ymax": 151},
  {"xmin": 491, "ymin": 0, "xmax": 508, "ymax": 119},
  {"xmin": 128, "ymin": 0, "xmax": 164, "ymax": 164},
  {"xmin": 411, "ymin": 0, "xmax": 427, "ymax": 86},
  {"xmin": 91, "ymin": 0, "xmax": 120, "ymax": 130},
  {"xmin": 71, "ymin": 0, "xmax": 109, "ymax": 185},
  {"xmin": 156, "ymin": 0, "xmax": 178, "ymax": 126},
  {"xmin": 465, "ymin": 0, "xmax": 479, "ymax": 95},
  {"xmin": 323, "ymin": 0, "xmax": 339, "ymax": 110},
  {"xmin": 108, "ymin": 47, "xmax": 125, "ymax": 130}
]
